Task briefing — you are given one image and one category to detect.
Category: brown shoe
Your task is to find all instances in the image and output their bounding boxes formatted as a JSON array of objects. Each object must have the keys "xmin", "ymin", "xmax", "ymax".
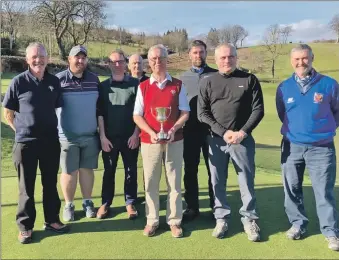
[
  {"xmin": 96, "ymin": 204, "xmax": 109, "ymax": 219},
  {"xmin": 143, "ymin": 225, "xmax": 159, "ymax": 237},
  {"xmin": 170, "ymin": 225, "xmax": 183, "ymax": 238},
  {"xmin": 18, "ymin": 230, "xmax": 32, "ymax": 244},
  {"xmin": 126, "ymin": 204, "xmax": 138, "ymax": 220}
]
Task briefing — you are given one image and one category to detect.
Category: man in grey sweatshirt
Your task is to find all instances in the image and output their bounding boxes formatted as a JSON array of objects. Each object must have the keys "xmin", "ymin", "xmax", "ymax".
[{"xmin": 180, "ymin": 40, "xmax": 217, "ymax": 221}]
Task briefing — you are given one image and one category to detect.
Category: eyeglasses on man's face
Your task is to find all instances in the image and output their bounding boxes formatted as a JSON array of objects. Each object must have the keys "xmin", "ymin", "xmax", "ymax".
[
  {"xmin": 149, "ymin": 56, "xmax": 167, "ymax": 63},
  {"xmin": 109, "ymin": 59, "xmax": 125, "ymax": 65}
]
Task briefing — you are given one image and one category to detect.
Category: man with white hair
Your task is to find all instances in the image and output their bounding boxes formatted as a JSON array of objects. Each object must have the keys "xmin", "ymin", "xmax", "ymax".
[
  {"xmin": 276, "ymin": 44, "xmax": 339, "ymax": 251},
  {"xmin": 198, "ymin": 43, "xmax": 264, "ymax": 241},
  {"xmin": 128, "ymin": 54, "xmax": 149, "ymax": 82},
  {"xmin": 3, "ymin": 42, "xmax": 69, "ymax": 244},
  {"xmin": 133, "ymin": 44, "xmax": 190, "ymax": 238}
]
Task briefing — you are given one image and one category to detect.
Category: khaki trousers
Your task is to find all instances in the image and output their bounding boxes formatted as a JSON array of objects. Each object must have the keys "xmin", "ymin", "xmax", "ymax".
[{"xmin": 140, "ymin": 140, "xmax": 183, "ymax": 226}]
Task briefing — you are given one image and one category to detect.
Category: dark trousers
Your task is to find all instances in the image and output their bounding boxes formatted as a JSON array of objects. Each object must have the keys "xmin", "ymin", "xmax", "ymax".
[
  {"xmin": 183, "ymin": 129, "xmax": 214, "ymax": 210},
  {"xmin": 101, "ymin": 138, "xmax": 139, "ymax": 206},
  {"xmin": 13, "ymin": 139, "xmax": 61, "ymax": 231},
  {"xmin": 281, "ymin": 139, "xmax": 339, "ymax": 237},
  {"xmin": 208, "ymin": 135, "xmax": 258, "ymax": 223}
]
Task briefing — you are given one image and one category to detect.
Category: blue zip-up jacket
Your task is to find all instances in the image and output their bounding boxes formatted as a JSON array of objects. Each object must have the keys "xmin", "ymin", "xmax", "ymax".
[{"xmin": 276, "ymin": 72, "xmax": 339, "ymax": 145}]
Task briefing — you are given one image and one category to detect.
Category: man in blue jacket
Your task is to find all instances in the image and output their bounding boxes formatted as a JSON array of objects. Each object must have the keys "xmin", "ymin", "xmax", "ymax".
[{"xmin": 276, "ymin": 44, "xmax": 339, "ymax": 251}]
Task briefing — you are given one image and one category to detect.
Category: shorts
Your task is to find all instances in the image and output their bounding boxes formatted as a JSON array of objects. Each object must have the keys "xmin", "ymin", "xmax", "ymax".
[{"xmin": 60, "ymin": 136, "xmax": 100, "ymax": 174}]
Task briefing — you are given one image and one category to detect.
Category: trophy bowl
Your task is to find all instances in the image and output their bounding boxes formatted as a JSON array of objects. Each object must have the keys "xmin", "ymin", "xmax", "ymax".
[{"xmin": 151, "ymin": 107, "xmax": 172, "ymax": 140}]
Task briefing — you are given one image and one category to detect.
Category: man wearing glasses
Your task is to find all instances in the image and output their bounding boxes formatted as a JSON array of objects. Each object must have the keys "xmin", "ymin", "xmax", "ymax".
[
  {"xmin": 133, "ymin": 44, "xmax": 190, "ymax": 238},
  {"xmin": 96, "ymin": 50, "xmax": 140, "ymax": 220}
]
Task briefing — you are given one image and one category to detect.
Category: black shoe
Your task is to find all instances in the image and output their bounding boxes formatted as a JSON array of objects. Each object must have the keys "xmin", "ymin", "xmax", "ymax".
[
  {"xmin": 44, "ymin": 221, "xmax": 70, "ymax": 233},
  {"xmin": 183, "ymin": 208, "xmax": 200, "ymax": 221}
]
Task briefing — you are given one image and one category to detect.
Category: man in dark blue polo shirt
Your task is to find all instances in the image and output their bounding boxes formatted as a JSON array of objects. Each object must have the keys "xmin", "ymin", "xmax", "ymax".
[{"xmin": 3, "ymin": 42, "xmax": 69, "ymax": 244}]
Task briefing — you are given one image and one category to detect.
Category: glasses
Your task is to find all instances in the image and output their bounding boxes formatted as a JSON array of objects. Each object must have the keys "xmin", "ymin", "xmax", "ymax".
[
  {"xmin": 149, "ymin": 57, "xmax": 167, "ymax": 63},
  {"xmin": 109, "ymin": 59, "xmax": 125, "ymax": 65}
]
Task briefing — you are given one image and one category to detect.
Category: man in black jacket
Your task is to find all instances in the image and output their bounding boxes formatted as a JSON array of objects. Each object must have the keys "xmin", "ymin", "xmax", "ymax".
[
  {"xmin": 198, "ymin": 43, "xmax": 264, "ymax": 241},
  {"xmin": 180, "ymin": 40, "xmax": 217, "ymax": 221}
]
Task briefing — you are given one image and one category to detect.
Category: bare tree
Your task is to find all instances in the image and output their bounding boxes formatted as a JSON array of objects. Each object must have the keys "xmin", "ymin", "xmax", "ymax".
[
  {"xmin": 329, "ymin": 14, "xmax": 339, "ymax": 43},
  {"xmin": 33, "ymin": 0, "xmax": 106, "ymax": 60},
  {"xmin": 67, "ymin": 0, "xmax": 106, "ymax": 46},
  {"xmin": 206, "ymin": 28, "xmax": 219, "ymax": 49},
  {"xmin": 1, "ymin": 1, "xmax": 29, "ymax": 52},
  {"xmin": 240, "ymin": 30, "xmax": 249, "ymax": 47},
  {"xmin": 218, "ymin": 26, "xmax": 232, "ymax": 44},
  {"xmin": 144, "ymin": 34, "xmax": 163, "ymax": 49},
  {"xmin": 262, "ymin": 24, "xmax": 284, "ymax": 78},
  {"xmin": 280, "ymin": 25, "xmax": 293, "ymax": 44},
  {"xmin": 230, "ymin": 25, "xmax": 246, "ymax": 48}
]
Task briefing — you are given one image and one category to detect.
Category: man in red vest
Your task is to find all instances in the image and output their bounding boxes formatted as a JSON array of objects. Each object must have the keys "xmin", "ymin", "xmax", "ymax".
[{"xmin": 133, "ymin": 44, "xmax": 190, "ymax": 238}]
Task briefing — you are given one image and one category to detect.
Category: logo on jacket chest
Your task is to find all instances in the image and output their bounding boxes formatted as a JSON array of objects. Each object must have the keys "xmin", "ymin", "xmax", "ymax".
[
  {"xmin": 170, "ymin": 89, "xmax": 177, "ymax": 96},
  {"xmin": 313, "ymin": 92, "xmax": 323, "ymax": 104}
]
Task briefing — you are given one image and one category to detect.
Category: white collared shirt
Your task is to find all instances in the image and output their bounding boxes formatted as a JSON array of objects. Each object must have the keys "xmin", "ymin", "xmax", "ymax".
[{"xmin": 133, "ymin": 72, "xmax": 190, "ymax": 116}]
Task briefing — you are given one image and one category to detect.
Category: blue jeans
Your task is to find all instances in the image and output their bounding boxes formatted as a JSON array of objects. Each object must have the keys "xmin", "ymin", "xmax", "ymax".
[
  {"xmin": 208, "ymin": 135, "xmax": 258, "ymax": 223},
  {"xmin": 281, "ymin": 139, "xmax": 339, "ymax": 237}
]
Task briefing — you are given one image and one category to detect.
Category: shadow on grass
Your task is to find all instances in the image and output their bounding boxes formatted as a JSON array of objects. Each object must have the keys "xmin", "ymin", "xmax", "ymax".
[
  {"xmin": 1, "ymin": 122, "xmax": 15, "ymax": 140},
  {"xmin": 26, "ymin": 185, "xmax": 339, "ymax": 243}
]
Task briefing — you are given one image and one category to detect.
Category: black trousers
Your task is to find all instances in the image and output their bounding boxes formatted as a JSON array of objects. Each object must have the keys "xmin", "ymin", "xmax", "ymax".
[
  {"xmin": 183, "ymin": 129, "xmax": 214, "ymax": 210},
  {"xmin": 101, "ymin": 138, "xmax": 139, "ymax": 206},
  {"xmin": 13, "ymin": 139, "xmax": 61, "ymax": 231}
]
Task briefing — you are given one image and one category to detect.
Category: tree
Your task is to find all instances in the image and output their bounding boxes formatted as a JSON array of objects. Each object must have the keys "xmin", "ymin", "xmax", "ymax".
[
  {"xmin": 240, "ymin": 29, "xmax": 249, "ymax": 47},
  {"xmin": 329, "ymin": 14, "xmax": 339, "ymax": 43},
  {"xmin": 66, "ymin": 0, "xmax": 106, "ymax": 46},
  {"xmin": 218, "ymin": 26, "xmax": 232, "ymax": 44},
  {"xmin": 33, "ymin": 0, "xmax": 106, "ymax": 60},
  {"xmin": 280, "ymin": 25, "xmax": 293, "ymax": 44},
  {"xmin": 262, "ymin": 24, "xmax": 284, "ymax": 78},
  {"xmin": 206, "ymin": 28, "xmax": 219, "ymax": 49},
  {"xmin": 230, "ymin": 25, "xmax": 246, "ymax": 48},
  {"xmin": 1, "ymin": 1, "xmax": 28, "ymax": 53}
]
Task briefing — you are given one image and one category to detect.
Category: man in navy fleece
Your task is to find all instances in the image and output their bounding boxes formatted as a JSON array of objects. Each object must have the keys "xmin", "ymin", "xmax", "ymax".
[{"xmin": 276, "ymin": 44, "xmax": 339, "ymax": 251}]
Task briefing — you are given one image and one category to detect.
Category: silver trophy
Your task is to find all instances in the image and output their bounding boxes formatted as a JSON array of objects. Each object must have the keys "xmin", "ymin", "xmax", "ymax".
[{"xmin": 151, "ymin": 107, "xmax": 172, "ymax": 140}]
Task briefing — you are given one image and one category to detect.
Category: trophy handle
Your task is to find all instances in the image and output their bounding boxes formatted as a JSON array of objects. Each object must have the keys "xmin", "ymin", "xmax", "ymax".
[
  {"xmin": 150, "ymin": 107, "xmax": 157, "ymax": 119},
  {"xmin": 166, "ymin": 107, "xmax": 172, "ymax": 119}
]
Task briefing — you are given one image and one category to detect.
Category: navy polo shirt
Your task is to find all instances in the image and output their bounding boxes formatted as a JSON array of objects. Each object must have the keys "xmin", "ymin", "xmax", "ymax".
[{"xmin": 2, "ymin": 69, "xmax": 63, "ymax": 142}]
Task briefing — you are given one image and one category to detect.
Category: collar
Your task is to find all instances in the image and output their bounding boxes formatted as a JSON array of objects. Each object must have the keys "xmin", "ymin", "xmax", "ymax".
[
  {"xmin": 26, "ymin": 68, "xmax": 48, "ymax": 82},
  {"xmin": 219, "ymin": 68, "xmax": 237, "ymax": 77},
  {"xmin": 293, "ymin": 68, "xmax": 316, "ymax": 81},
  {"xmin": 67, "ymin": 68, "xmax": 87, "ymax": 80},
  {"xmin": 109, "ymin": 74, "xmax": 130, "ymax": 84},
  {"xmin": 191, "ymin": 64, "xmax": 206, "ymax": 73},
  {"xmin": 150, "ymin": 72, "xmax": 172, "ymax": 84}
]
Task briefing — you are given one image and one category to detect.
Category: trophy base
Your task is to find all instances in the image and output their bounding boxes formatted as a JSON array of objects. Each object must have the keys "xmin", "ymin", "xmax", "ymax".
[{"xmin": 157, "ymin": 133, "xmax": 169, "ymax": 141}]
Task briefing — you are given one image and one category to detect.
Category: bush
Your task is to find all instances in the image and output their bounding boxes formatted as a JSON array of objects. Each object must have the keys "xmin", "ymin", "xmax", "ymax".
[
  {"xmin": 1, "ymin": 38, "xmax": 19, "ymax": 56},
  {"xmin": 16, "ymin": 35, "xmax": 40, "ymax": 51}
]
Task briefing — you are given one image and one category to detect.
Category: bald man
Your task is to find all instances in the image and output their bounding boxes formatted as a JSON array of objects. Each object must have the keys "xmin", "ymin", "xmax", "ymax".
[{"xmin": 128, "ymin": 54, "xmax": 149, "ymax": 82}]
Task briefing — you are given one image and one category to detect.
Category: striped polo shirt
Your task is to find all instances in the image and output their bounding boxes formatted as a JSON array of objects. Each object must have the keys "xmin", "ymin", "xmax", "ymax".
[{"xmin": 56, "ymin": 68, "xmax": 99, "ymax": 141}]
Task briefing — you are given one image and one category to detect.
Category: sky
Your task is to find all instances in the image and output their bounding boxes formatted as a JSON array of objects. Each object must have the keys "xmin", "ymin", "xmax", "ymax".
[{"xmin": 104, "ymin": 1, "xmax": 339, "ymax": 46}]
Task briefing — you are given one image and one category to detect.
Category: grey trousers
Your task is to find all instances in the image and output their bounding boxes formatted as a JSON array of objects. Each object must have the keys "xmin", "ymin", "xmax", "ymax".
[{"xmin": 207, "ymin": 134, "xmax": 258, "ymax": 223}]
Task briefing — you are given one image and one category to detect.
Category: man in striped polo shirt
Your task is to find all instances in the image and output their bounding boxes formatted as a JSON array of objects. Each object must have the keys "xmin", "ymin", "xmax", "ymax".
[{"xmin": 56, "ymin": 45, "xmax": 100, "ymax": 222}]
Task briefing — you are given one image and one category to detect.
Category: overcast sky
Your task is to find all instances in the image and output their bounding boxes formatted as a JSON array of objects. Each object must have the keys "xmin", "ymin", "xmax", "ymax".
[{"xmin": 104, "ymin": 1, "xmax": 338, "ymax": 46}]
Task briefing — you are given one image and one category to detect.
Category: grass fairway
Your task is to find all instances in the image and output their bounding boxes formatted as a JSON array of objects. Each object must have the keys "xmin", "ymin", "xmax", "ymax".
[
  {"xmin": 1, "ymin": 43, "xmax": 339, "ymax": 258},
  {"xmin": 2, "ymin": 167, "xmax": 339, "ymax": 259}
]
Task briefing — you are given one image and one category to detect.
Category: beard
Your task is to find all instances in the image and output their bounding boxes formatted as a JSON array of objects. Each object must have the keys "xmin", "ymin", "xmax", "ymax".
[{"xmin": 192, "ymin": 59, "xmax": 206, "ymax": 68}]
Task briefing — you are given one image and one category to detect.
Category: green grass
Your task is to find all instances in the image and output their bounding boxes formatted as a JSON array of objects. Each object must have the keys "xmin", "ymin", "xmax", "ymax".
[
  {"xmin": 86, "ymin": 41, "xmax": 143, "ymax": 60},
  {"xmin": 1, "ymin": 168, "xmax": 339, "ymax": 259},
  {"xmin": 1, "ymin": 43, "xmax": 339, "ymax": 259}
]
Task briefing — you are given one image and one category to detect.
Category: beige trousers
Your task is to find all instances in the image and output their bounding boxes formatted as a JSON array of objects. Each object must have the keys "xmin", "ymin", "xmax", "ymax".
[{"xmin": 140, "ymin": 140, "xmax": 183, "ymax": 226}]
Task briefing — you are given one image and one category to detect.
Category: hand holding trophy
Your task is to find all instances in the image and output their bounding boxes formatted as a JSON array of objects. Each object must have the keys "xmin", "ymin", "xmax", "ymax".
[{"xmin": 151, "ymin": 107, "xmax": 172, "ymax": 140}]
